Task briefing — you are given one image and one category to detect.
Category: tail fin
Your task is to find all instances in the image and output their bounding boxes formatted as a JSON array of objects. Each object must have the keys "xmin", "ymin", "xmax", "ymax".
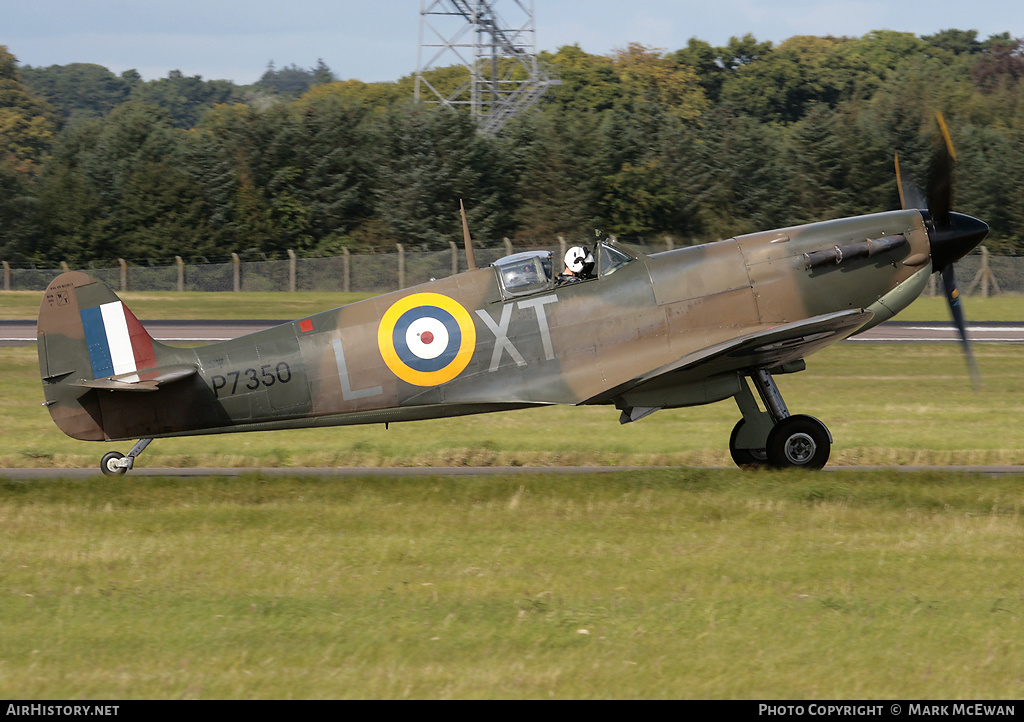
[{"xmin": 38, "ymin": 272, "xmax": 193, "ymax": 440}]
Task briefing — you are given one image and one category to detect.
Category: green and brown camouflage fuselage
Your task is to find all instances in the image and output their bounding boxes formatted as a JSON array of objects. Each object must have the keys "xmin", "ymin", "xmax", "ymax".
[
  {"xmin": 39, "ymin": 205, "xmax": 990, "ymax": 470},
  {"xmin": 38, "ymin": 210, "xmax": 930, "ymax": 441}
]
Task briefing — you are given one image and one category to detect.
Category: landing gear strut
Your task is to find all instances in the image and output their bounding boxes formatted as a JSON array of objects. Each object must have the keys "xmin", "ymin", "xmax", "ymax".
[
  {"xmin": 99, "ymin": 438, "xmax": 153, "ymax": 476},
  {"xmin": 729, "ymin": 370, "xmax": 831, "ymax": 470}
]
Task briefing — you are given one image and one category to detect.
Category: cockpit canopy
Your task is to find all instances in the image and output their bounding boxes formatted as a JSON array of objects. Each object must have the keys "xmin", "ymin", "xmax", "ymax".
[
  {"xmin": 493, "ymin": 251, "xmax": 554, "ymax": 297},
  {"xmin": 492, "ymin": 242, "xmax": 637, "ymax": 299},
  {"xmin": 597, "ymin": 243, "xmax": 633, "ymax": 277}
]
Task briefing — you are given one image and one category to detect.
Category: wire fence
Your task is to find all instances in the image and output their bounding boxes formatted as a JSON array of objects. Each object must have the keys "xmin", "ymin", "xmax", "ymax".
[{"xmin": 2, "ymin": 242, "xmax": 1021, "ymax": 296}]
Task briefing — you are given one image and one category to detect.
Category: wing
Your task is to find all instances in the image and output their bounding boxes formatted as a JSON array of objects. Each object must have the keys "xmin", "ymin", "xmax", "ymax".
[{"xmin": 593, "ymin": 308, "xmax": 873, "ymax": 403}]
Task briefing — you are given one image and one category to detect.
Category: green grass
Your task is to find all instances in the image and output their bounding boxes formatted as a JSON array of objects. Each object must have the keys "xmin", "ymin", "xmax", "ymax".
[
  {"xmin": 3, "ymin": 343, "xmax": 1023, "ymax": 469},
  {"xmin": 1, "ymin": 471, "xmax": 1022, "ymax": 699},
  {"xmin": 0, "ymin": 290, "xmax": 376, "ymax": 321},
  {"xmin": 4, "ymin": 287, "xmax": 1023, "ymax": 699},
  {"xmin": 3, "ymin": 289, "xmax": 1024, "ymax": 322},
  {"xmin": 894, "ymin": 293, "xmax": 1024, "ymax": 322}
]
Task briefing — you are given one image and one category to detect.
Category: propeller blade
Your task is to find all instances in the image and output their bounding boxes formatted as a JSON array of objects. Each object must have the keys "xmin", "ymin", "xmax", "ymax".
[
  {"xmin": 894, "ymin": 152, "xmax": 926, "ymax": 211},
  {"xmin": 941, "ymin": 264, "xmax": 982, "ymax": 390},
  {"xmin": 936, "ymin": 112, "xmax": 958, "ymax": 163},
  {"xmin": 920, "ymin": 113, "xmax": 988, "ymax": 270},
  {"xmin": 894, "ymin": 114, "xmax": 986, "ymax": 389},
  {"xmin": 927, "ymin": 112, "xmax": 957, "ymax": 228},
  {"xmin": 895, "ymin": 152, "xmax": 906, "ymax": 209}
]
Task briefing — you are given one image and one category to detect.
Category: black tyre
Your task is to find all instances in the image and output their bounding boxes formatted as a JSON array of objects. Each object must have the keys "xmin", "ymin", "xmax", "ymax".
[
  {"xmin": 729, "ymin": 419, "xmax": 769, "ymax": 469},
  {"xmin": 766, "ymin": 415, "xmax": 831, "ymax": 470},
  {"xmin": 100, "ymin": 451, "xmax": 127, "ymax": 476}
]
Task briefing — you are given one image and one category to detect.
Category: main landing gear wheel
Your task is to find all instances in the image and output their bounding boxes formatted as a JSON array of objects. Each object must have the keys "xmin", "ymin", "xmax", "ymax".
[
  {"xmin": 731, "ymin": 371, "xmax": 831, "ymax": 471},
  {"xmin": 100, "ymin": 451, "xmax": 127, "ymax": 476},
  {"xmin": 766, "ymin": 415, "xmax": 831, "ymax": 470},
  {"xmin": 729, "ymin": 419, "xmax": 768, "ymax": 469}
]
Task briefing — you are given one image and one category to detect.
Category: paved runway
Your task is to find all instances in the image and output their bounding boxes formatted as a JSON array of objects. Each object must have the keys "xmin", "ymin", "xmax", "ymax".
[
  {"xmin": 0, "ymin": 319, "xmax": 280, "ymax": 345},
  {"xmin": 846, "ymin": 321, "xmax": 1024, "ymax": 344},
  {"xmin": 4, "ymin": 319, "xmax": 1024, "ymax": 346}
]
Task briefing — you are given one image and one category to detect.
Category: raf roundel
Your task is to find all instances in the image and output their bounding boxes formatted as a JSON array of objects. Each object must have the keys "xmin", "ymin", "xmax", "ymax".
[{"xmin": 378, "ymin": 293, "xmax": 477, "ymax": 386}]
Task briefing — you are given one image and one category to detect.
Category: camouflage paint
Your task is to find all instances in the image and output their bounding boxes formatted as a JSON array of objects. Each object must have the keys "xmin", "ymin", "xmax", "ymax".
[{"xmin": 34, "ymin": 209, "xmax": 960, "ymax": 445}]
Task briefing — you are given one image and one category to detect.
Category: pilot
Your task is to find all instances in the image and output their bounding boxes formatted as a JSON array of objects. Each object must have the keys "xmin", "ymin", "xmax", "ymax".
[{"xmin": 559, "ymin": 246, "xmax": 595, "ymax": 283}]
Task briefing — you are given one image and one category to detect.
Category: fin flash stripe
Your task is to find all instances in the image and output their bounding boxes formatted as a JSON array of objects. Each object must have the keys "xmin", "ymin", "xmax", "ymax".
[{"xmin": 80, "ymin": 301, "xmax": 156, "ymax": 379}]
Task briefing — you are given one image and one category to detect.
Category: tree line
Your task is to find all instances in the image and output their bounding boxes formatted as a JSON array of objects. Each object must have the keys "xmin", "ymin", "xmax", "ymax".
[{"xmin": 2, "ymin": 28, "xmax": 1024, "ymax": 267}]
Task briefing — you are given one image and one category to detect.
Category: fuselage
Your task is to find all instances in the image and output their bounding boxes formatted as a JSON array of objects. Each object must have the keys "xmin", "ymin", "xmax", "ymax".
[{"xmin": 42, "ymin": 209, "xmax": 936, "ymax": 442}]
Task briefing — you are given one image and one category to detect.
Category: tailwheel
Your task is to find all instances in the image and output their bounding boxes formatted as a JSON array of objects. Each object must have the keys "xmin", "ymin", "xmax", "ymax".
[
  {"xmin": 100, "ymin": 451, "xmax": 128, "ymax": 476},
  {"xmin": 766, "ymin": 415, "xmax": 831, "ymax": 470},
  {"xmin": 729, "ymin": 419, "xmax": 768, "ymax": 469},
  {"xmin": 98, "ymin": 438, "xmax": 153, "ymax": 476}
]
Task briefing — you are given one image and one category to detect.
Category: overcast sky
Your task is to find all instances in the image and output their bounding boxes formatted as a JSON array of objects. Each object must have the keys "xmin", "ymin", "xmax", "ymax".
[{"xmin": 5, "ymin": 0, "xmax": 1023, "ymax": 84}]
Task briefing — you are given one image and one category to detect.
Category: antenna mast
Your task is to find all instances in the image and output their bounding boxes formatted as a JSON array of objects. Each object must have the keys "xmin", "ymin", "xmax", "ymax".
[{"xmin": 416, "ymin": 0, "xmax": 560, "ymax": 135}]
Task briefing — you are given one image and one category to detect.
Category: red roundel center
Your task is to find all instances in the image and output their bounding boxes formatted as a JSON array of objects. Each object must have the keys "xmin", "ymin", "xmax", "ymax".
[{"xmin": 419, "ymin": 331, "xmax": 434, "ymax": 345}]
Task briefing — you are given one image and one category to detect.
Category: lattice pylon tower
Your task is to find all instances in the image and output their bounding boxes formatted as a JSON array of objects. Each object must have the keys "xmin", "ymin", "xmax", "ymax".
[{"xmin": 416, "ymin": 0, "xmax": 559, "ymax": 135}]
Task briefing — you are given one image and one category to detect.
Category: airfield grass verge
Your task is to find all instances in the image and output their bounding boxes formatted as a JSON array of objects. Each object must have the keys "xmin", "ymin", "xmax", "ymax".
[
  {"xmin": 0, "ymin": 290, "xmax": 376, "ymax": 321},
  {"xmin": 1, "ymin": 470, "xmax": 1022, "ymax": 699},
  {"xmin": 3, "ymin": 343, "xmax": 1024, "ymax": 469},
  {"xmin": 3, "ymin": 289, "xmax": 1024, "ymax": 322}
]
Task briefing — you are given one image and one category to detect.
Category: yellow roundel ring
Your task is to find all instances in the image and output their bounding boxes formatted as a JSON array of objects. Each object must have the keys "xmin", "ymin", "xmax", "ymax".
[{"xmin": 378, "ymin": 292, "xmax": 477, "ymax": 386}]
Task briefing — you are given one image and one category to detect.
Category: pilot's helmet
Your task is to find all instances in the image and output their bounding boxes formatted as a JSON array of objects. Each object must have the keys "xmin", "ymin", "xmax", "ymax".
[{"xmin": 564, "ymin": 246, "xmax": 595, "ymax": 274}]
